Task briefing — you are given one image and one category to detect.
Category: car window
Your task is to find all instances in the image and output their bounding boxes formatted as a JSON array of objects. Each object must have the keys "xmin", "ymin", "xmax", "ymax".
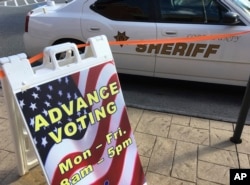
[
  {"xmin": 90, "ymin": 0, "xmax": 151, "ymax": 22},
  {"xmin": 159, "ymin": 0, "xmax": 229, "ymax": 24},
  {"xmin": 205, "ymin": 0, "xmax": 228, "ymax": 23}
]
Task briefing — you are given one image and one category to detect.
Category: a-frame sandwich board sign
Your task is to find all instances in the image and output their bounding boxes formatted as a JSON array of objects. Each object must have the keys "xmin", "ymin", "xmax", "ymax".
[
  {"xmin": 1, "ymin": 53, "xmax": 39, "ymax": 176},
  {"xmin": 1, "ymin": 35, "xmax": 147, "ymax": 185}
]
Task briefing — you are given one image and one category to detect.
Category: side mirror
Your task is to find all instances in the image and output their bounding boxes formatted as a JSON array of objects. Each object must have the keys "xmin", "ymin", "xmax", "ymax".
[{"xmin": 223, "ymin": 12, "xmax": 240, "ymax": 24}]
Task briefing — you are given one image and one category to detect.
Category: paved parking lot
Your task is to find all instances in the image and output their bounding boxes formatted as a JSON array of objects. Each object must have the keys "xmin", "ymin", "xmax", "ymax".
[{"xmin": 0, "ymin": 0, "xmax": 45, "ymax": 7}]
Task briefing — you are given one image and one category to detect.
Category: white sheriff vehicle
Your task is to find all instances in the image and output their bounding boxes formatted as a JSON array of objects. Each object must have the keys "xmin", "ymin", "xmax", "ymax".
[{"xmin": 24, "ymin": 0, "xmax": 250, "ymax": 86}]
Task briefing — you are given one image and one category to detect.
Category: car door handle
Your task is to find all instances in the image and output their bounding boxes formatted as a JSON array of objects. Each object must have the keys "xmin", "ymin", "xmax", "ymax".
[
  {"xmin": 89, "ymin": 27, "xmax": 100, "ymax": 31},
  {"xmin": 164, "ymin": 31, "xmax": 177, "ymax": 36}
]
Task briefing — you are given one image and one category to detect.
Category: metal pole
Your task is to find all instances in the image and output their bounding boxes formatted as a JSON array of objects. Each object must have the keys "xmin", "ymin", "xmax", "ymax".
[{"xmin": 230, "ymin": 75, "xmax": 250, "ymax": 144}]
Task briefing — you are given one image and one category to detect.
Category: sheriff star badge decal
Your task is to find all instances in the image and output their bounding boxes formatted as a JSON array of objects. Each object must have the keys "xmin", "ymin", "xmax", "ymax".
[{"xmin": 114, "ymin": 31, "xmax": 129, "ymax": 47}]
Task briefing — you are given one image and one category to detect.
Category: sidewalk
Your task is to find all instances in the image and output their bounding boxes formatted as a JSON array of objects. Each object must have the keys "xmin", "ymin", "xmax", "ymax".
[{"xmin": 0, "ymin": 88, "xmax": 250, "ymax": 185}]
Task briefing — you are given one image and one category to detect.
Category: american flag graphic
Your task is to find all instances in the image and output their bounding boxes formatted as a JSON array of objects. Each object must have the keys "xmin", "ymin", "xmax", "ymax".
[{"xmin": 15, "ymin": 61, "xmax": 146, "ymax": 185}]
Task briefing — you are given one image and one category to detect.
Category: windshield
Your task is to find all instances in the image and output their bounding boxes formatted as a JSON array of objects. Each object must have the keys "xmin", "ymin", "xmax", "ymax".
[{"xmin": 232, "ymin": 0, "xmax": 250, "ymax": 15}]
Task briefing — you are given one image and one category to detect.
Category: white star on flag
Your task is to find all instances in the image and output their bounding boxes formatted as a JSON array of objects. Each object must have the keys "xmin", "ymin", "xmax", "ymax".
[{"xmin": 29, "ymin": 102, "xmax": 37, "ymax": 111}]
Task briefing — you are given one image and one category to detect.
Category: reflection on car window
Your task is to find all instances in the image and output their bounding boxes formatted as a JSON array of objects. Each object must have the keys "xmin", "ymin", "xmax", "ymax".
[
  {"xmin": 159, "ymin": 0, "xmax": 228, "ymax": 24},
  {"xmin": 91, "ymin": 0, "xmax": 151, "ymax": 22}
]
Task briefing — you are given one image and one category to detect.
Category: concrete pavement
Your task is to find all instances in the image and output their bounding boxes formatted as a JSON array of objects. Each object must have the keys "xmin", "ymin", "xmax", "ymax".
[{"xmin": 0, "ymin": 87, "xmax": 250, "ymax": 185}]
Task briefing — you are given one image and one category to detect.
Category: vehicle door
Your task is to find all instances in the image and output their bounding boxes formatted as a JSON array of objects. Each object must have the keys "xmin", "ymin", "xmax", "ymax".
[
  {"xmin": 155, "ymin": 0, "xmax": 250, "ymax": 85},
  {"xmin": 81, "ymin": 0, "xmax": 157, "ymax": 77}
]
